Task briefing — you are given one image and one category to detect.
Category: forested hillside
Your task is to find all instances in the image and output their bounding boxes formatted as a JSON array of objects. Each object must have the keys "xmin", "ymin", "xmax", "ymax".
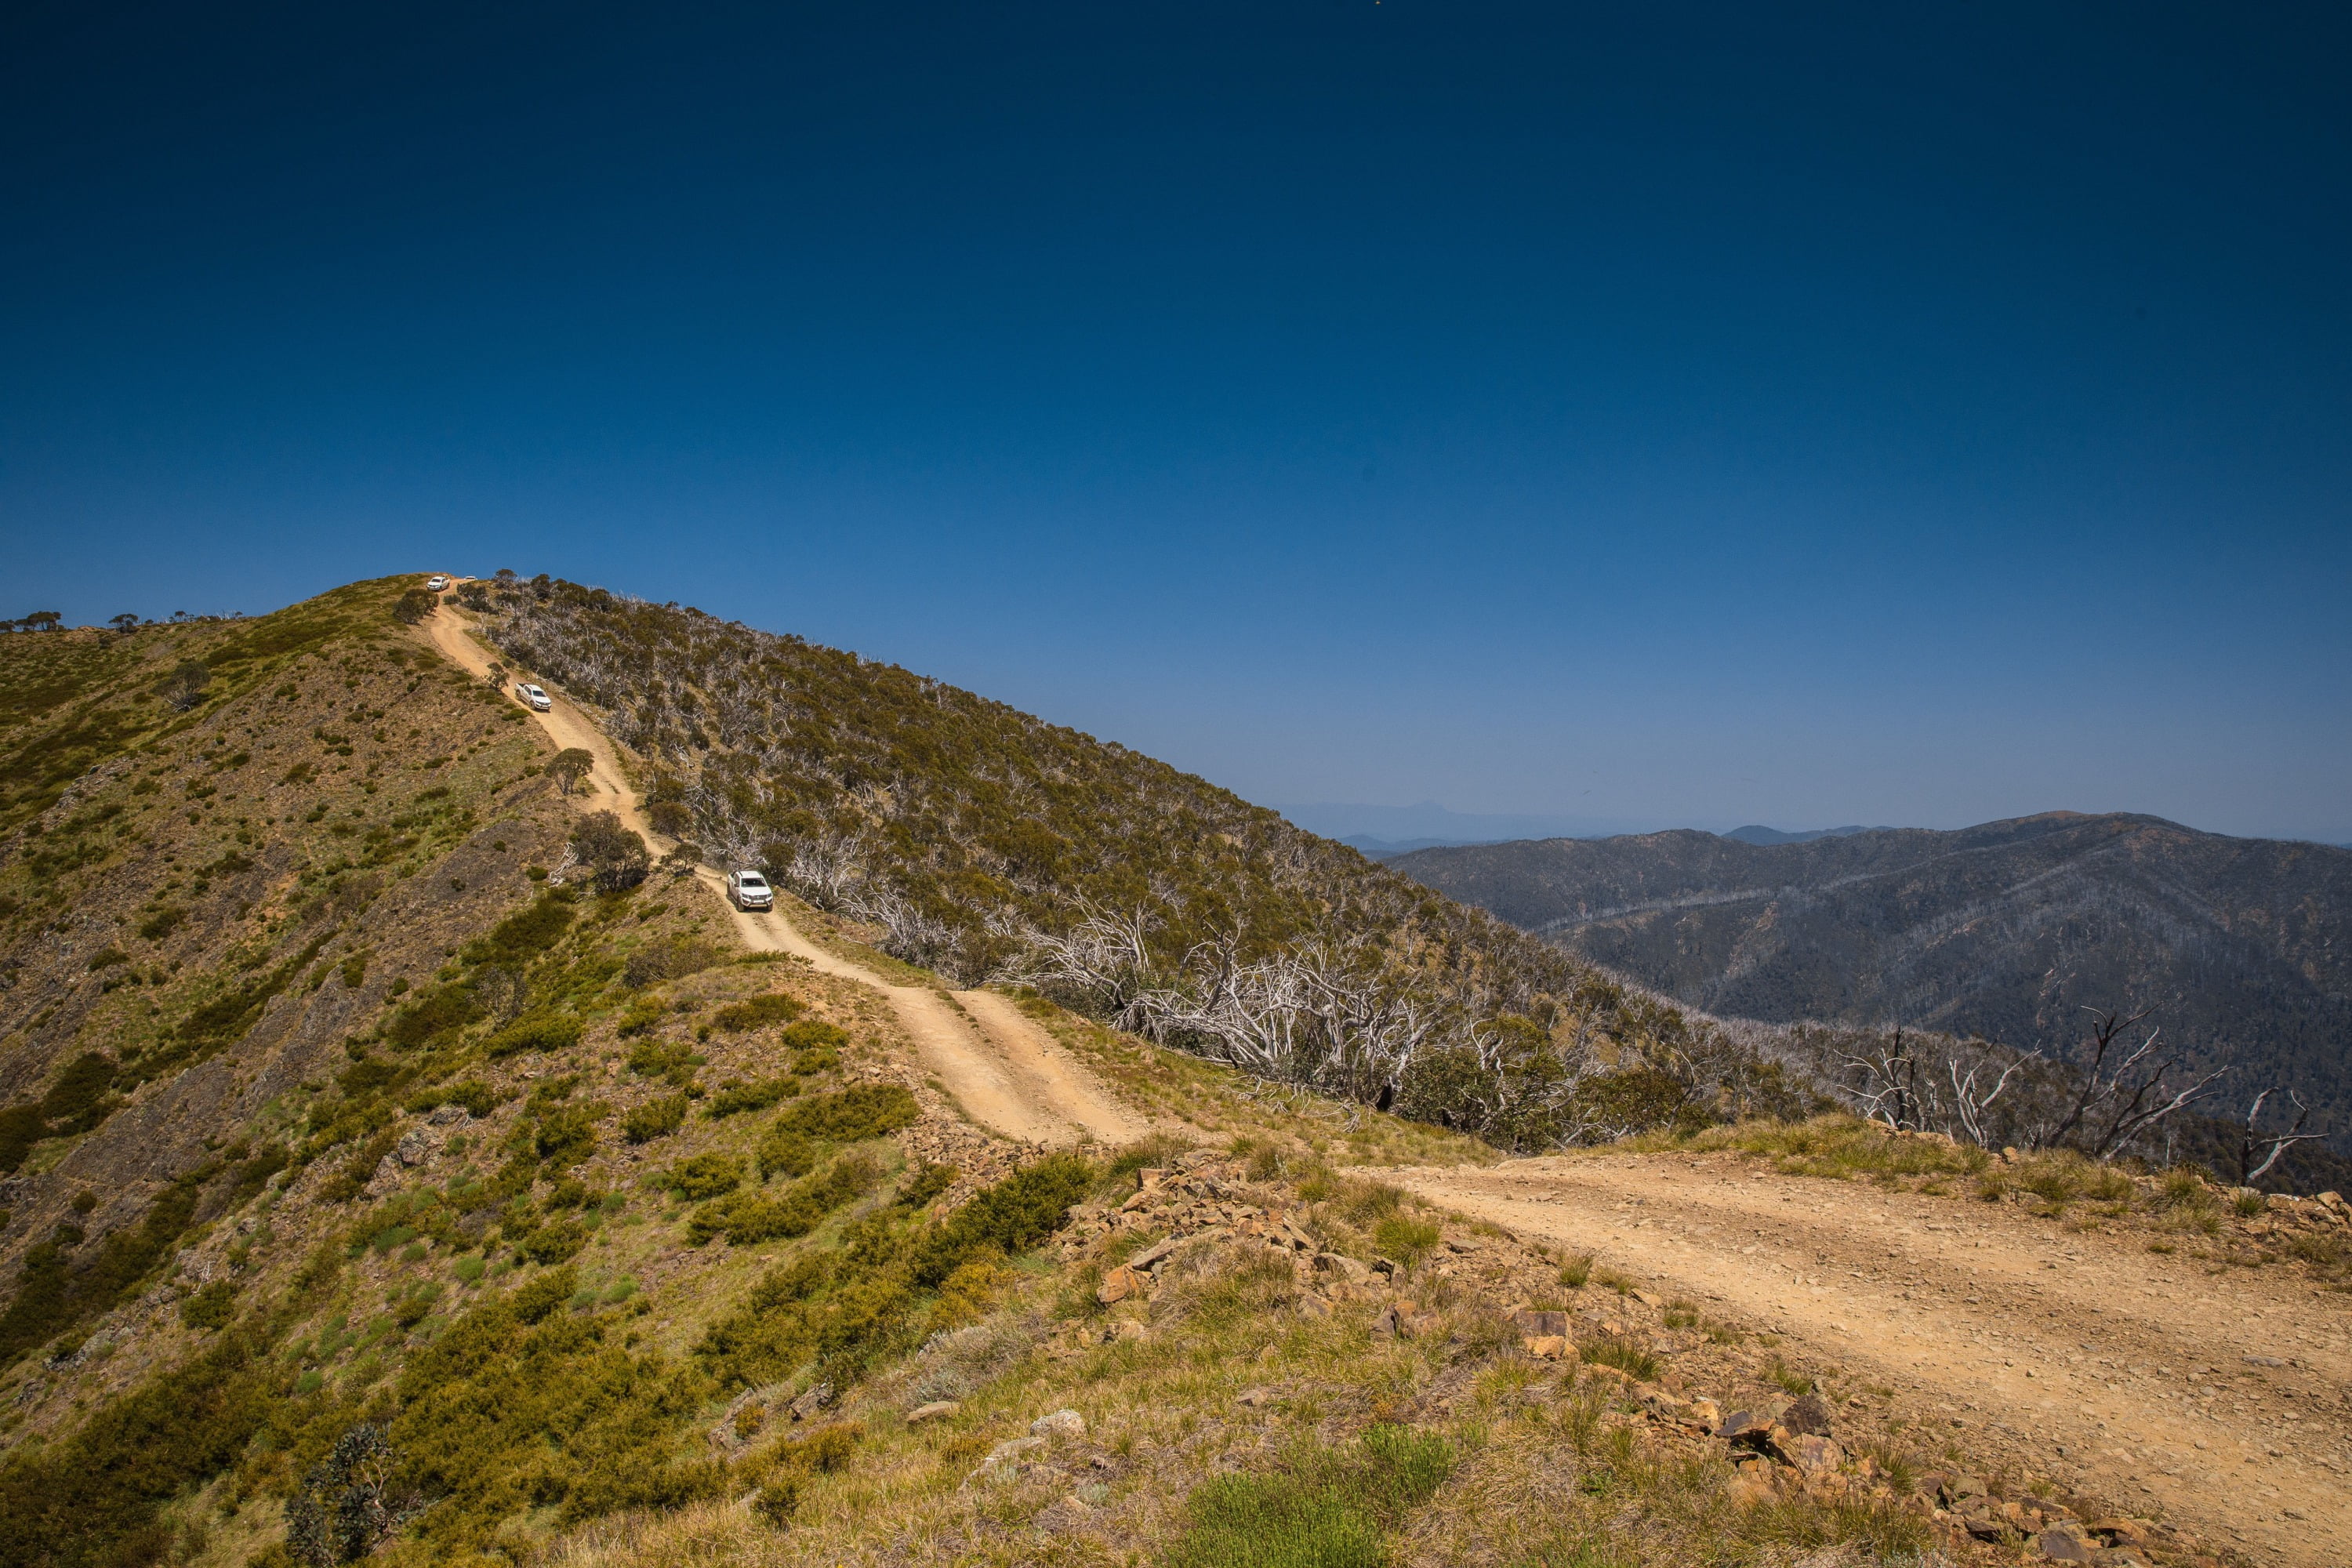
[
  {"xmin": 1389, "ymin": 815, "xmax": 2352, "ymax": 1153},
  {"xmin": 479, "ymin": 575, "xmax": 1810, "ymax": 1149}
]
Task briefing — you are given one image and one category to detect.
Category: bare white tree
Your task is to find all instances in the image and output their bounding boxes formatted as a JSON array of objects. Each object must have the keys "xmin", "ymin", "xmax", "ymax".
[
  {"xmin": 2233, "ymin": 1087, "xmax": 2325, "ymax": 1185},
  {"xmin": 2043, "ymin": 1005, "xmax": 2227, "ymax": 1160}
]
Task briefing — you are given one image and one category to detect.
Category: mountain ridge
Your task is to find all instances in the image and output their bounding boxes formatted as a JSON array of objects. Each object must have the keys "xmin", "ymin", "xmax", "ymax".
[{"xmin": 1388, "ymin": 811, "xmax": 2352, "ymax": 1152}]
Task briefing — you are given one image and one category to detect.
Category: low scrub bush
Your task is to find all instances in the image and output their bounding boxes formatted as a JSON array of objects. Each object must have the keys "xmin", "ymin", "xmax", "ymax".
[
  {"xmin": 776, "ymin": 1084, "xmax": 918, "ymax": 1142},
  {"xmin": 623, "ymin": 1094, "xmax": 689, "ymax": 1144},
  {"xmin": 910, "ymin": 1153, "xmax": 1092, "ymax": 1286},
  {"xmin": 485, "ymin": 1012, "xmax": 584, "ymax": 1058},
  {"xmin": 712, "ymin": 993, "xmax": 804, "ymax": 1032},
  {"xmin": 706, "ymin": 1076, "xmax": 795, "ymax": 1118},
  {"xmin": 666, "ymin": 1153, "xmax": 741, "ymax": 1200}
]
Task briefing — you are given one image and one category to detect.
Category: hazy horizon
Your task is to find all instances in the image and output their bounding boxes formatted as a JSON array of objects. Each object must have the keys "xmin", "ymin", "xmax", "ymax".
[{"xmin": 7, "ymin": 5, "xmax": 2347, "ymax": 843}]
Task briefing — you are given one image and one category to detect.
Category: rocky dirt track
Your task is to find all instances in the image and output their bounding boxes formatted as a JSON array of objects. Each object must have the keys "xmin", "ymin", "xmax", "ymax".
[
  {"xmin": 420, "ymin": 587, "xmax": 1145, "ymax": 1150},
  {"xmin": 1392, "ymin": 1153, "xmax": 2352, "ymax": 1567}
]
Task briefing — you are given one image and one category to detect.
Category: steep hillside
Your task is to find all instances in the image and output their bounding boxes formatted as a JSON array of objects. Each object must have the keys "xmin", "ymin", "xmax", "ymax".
[
  {"xmin": 475, "ymin": 575, "xmax": 1815, "ymax": 1149},
  {"xmin": 1388, "ymin": 815, "xmax": 2352, "ymax": 1152},
  {"xmin": 0, "ymin": 581, "xmax": 2329, "ymax": 1568}
]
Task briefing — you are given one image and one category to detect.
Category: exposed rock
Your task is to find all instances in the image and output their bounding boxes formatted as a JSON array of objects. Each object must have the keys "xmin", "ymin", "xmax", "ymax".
[
  {"xmin": 788, "ymin": 1381, "xmax": 834, "ymax": 1421},
  {"xmin": 1097, "ymin": 1265, "xmax": 1145, "ymax": 1305},
  {"xmin": 425, "ymin": 1103, "xmax": 472, "ymax": 1127},
  {"xmin": 1313, "ymin": 1251, "xmax": 1370, "ymax": 1283},
  {"xmin": 2034, "ymin": 1527, "xmax": 2096, "ymax": 1561},
  {"xmin": 906, "ymin": 1400, "xmax": 960, "ymax": 1425},
  {"xmin": 1127, "ymin": 1237, "xmax": 1181, "ymax": 1271},
  {"xmin": 1523, "ymin": 1334, "xmax": 1570, "ymax": 1360},
  {"xmin": 1512, "ymin": 1308, "xmax": 1570, "ymax": 1338},
  {"xmin": 1236, "ymin": 1386, "xmax": 1275, "ymax": 1408},
  {"xmin": 1771, "ymin": 1429, "xmax": 1844, "ymax": 1477},
  {"xmin": 1717, "ymin": 1410, "xmax": 1773, "ymax": 1446},
  {"xmin": 394, "ymin": 1127, "xmax": 437, "ymax": 1167},
  {"xmin": 1778, "ymin": 1392, "xmax": 1833, "ymax": 1436},
  {"xmin": 1031, "ymin": 1407, "xmax": 1087, "ymax": 1439}
]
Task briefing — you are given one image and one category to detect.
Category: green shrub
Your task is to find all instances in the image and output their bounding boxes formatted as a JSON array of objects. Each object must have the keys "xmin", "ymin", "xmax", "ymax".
[
  {"xmin": 705, "ymin": 1077, "xmax": 793, "ymax": 1118},
  {"xmin": 485, "ymin": 1012, "xmax": 584, "ymax": 1058},
  {"xmin": 777, "ymin": 1019, "xmax": 848, "ymax": 1051},
  {"xmin": 910, "ymin": 1153, "xmax": 1092, "ymax": 1286},
  {"xmin": 520, "ymin": 1221, "xmax": 587, "ymax": 1266},
  {"xmin": 386, "ymin": 982, "xmax": 480, "ymax": 1047},
  {"xmin": 667, "ymin": 1153, "xmax": 741, "ymax": 1201},
  {"xmin": 897, "ymin": 1162, "xmax": 956, "ymax": 1208},
  {"xmin": 776, "ymin": 1084, "xmax": 918, "ymax": 1142},
  {"xmin": 622, "ymin": 1094, "xmax": 689, "ymax": 1144},
  {"xmin": 690, "ymin": 1152, "xmax": 883, "ymax": 1246},
  {"xmin": 757, "ymin": 1125, "xmax": 816, "ymax": 1180},
  {"xmin": 712, "ymin": 993, "xmax": 804, "ymax": 1032},
  {"xmin": 178, "ymin": 1280, "xmax": 238, "ymax": 1331},
  {"xmin": 468, "ymin": 894, "xmax": 573, "ymax": 964},
  {"xmin": 407, "ymin": 1080, "xmax": 496, "ymax": 1117}
]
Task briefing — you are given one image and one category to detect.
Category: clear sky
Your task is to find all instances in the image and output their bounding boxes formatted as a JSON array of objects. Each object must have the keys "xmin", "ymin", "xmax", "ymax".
[{"xmin": 5, "ymin": 4, "xmax": 2348, "ymax": 842}]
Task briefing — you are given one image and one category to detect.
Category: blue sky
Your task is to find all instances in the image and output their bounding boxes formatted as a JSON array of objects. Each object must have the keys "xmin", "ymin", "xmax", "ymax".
[{"xmin": 5, "ymin": 3, "xmax": 2348, "ymax": 841}]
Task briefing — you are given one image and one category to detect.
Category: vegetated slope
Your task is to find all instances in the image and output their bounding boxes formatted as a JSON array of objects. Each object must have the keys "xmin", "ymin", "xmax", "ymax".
[
  {"xmin": 1388, "ymin": 815, "xmax": 2352, "ymax": 1152},
  {"xmin": 0, "ymin": 584, "xmax": 2309, "ymax": 1568},
  {"xmin": 478, "ymin": 576, "xmax": 1815, "ymax": 1147}
]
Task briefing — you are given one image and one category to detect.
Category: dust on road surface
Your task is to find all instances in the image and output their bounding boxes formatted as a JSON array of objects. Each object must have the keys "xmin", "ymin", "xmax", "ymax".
[
  {"xmin": 1391, "ymin": 1155, "xmax": 2352, "ymax": 1566},
  {"xmin": 419, "ymin": 589, "xmax": 1145, "ymax": 1149}
]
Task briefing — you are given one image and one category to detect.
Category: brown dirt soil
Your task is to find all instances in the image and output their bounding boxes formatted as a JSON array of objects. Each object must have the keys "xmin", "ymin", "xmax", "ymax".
[
  {"xmin": 419, "ymin": 591, "xmax": 1146, "ymax": 1150},
  {"xmin": 1390, "ymin": 1152, "xmax": 2352, "ymax": 1566}
]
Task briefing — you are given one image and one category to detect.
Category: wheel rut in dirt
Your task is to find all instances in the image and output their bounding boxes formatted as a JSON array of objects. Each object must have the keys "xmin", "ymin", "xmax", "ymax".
[{"xmin": 1391, "ymin": 1155, "xmax": 2352, "ymax": 1566}]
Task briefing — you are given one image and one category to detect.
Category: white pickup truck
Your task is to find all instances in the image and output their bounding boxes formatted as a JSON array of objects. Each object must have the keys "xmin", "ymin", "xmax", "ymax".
[
  {"xmin": 516, "ymin": 683, "xmax": 553, "ymax": 712},
  {"xmin": 726, "ymin": 869, "xmax": 774, "ymax": 910}
]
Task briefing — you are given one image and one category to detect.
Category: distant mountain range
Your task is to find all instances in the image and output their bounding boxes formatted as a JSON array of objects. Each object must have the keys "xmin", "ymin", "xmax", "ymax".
[{"xmin": 1388, "ymin": 813, "xmax": 2352, "ymax": 1152}]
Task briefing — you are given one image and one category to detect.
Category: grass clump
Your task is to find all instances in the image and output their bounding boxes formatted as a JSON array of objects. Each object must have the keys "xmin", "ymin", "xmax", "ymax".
[
  {"xmin": 1557, "ymin": 1253, "xmax": 1594, "ymax": 1289},
  {"xmin": 1581, "ymin": 1338, "xmax": 1661, "ymax": 1381},
  {"xmin": 1167, "ymin": 1425, "xmax": 1452, "ymax": 1568},
  {"xmin": 1370, "ymin": 1214, "xmax": 1440, "ymax": 1267}
]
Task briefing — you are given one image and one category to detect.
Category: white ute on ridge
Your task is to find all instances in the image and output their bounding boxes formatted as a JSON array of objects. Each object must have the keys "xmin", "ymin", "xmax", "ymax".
[
  {"xmin": 727, "ymin": 870, "xmax": 774, "ymax": 910},
  {"xmin": 425, "ymin": 574, "xmax": 451, "ymax": 591},
  {"xmin": 516, "ymin": 682, "xmax": 552, "ymax": 712}
]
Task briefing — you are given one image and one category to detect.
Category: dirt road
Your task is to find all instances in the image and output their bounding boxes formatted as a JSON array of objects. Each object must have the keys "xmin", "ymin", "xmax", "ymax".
[
  {"xmin": 417, "ymin": 589, "xmax": 1144, "ymax": 1149},
  {"xmin": 1392, "ymin": 1155, "xmax": 2352, "ymax": 1566}
]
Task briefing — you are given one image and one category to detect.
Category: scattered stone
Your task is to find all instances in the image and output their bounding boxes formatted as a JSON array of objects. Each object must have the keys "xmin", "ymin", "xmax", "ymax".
[
  {"xmin": 2035, "ymin": 1528, "xmax": 2096, "ymax": 1562},
  {"xmin": 1236, "ymin": 1386, "xmax": 1275, "ymax": 1408},
  {"xmin": 1717, "ymin": 1410, "xmax": 1774, "ymax": 1446},
  {"xmin": 906, "ymin": 1400, "xmax": 960, "ymax": 1425},
  {"xmin": 1779, "ymin": 1392, "xmax": 1834, "ymax": 1436},
  {"xmin": 1369, "ymin": 1305, "xmax": 1402, "ymax": 1340},
  {"xmin": 394, "ymin": 1127, "xmax": 437, "ymax": 1167},
  {"xmin": 1313, "ymin": 1251, "xmax": 1370, "ymax": 1283},
  {"xmin": 1523, "ymin": 1334, "xmax": 1570, "ymax": 1360},
  {"xmin": 788, "ymin": 1381, "xmax": 835, "ymax": 1421},
  {"xmin": 1512, "ymin": 1308, "xmax": 1570, "ymax": 1339},
  {"xmin": 1772, "ymin": 1429, "xmax": 1844, "ymax": 1476},
  {"xmin": 1097, "ymin": 1266, "xmax": 1145, "ymax": 1305},
  {"xmin": 2241, "ymin": 1355, "xmax": 2284, "ymax": 1368},
  {"xmin": 1032, "ymin": 1407, "xmax": 1087, "ymax": 1439},
  {"xmin": 1128, "ymin": 1237, "xmax": 1181, "ymax": 1271}
]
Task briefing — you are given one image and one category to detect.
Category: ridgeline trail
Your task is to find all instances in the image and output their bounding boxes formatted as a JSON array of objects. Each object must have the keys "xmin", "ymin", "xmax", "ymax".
[
  {"xmin": 418, "ymin": 587, "xmax": 1148, "ymax": 1150},
  {"xmin": 424, "ymin": 579, "xmax": 2347, "ymax": 1563},
  {"xmin": 1389, "ymin": 1155, "xmax": 2350, "ymax": 1566}
]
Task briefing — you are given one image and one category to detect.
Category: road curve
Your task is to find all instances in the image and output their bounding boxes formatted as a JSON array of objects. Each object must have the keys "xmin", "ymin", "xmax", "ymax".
[
  {"xmin": 1389, "ymin": 1155, "xmax": 2350, "ymax": 1567},
  {"xmin": 415, "ymin": 589, "xmax": 1148, "ymax": 1149}
]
